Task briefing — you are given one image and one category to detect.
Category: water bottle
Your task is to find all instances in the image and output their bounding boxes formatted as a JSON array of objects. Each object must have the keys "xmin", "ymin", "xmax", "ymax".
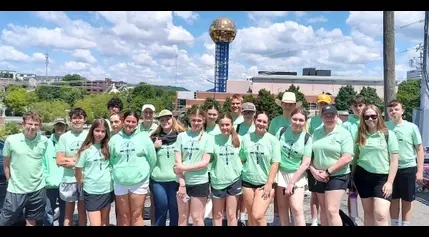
[{"xmin": 349, "ymin": 191, "xmax": 358, "ymax": 218}]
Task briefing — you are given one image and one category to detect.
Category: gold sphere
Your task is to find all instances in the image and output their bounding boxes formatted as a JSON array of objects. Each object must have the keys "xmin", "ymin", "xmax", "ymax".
[{"xmin": 209, "ymin": 17, "xmax": 237, "ymax": 43}]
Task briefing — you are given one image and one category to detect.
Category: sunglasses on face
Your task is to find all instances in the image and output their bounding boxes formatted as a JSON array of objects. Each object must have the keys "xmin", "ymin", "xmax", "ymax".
[{"xmin": 364, "ymin": 114, "xmax": 378, "ymax": 120}]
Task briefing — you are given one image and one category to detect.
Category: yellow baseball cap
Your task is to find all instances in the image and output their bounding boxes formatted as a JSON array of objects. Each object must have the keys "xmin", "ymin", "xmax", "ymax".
[{"xmin": 317, "ymin": 93, "xmax": 331, "ymax": 104}]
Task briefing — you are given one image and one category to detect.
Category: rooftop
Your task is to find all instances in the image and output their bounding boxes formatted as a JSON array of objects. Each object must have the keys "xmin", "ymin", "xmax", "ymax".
[{"xmin": 251, "ymin": 74, "xmax": 385, "ymax": 83}]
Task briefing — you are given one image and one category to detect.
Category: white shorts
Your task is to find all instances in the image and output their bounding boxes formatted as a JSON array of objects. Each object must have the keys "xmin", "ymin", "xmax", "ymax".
[
  {"xmin": 114, "ymin": 181, "xmax": 150, "ymax": 196},
  {"xmin": 276, "ymin": 170, "xmax": 307, "ymax": 188}
]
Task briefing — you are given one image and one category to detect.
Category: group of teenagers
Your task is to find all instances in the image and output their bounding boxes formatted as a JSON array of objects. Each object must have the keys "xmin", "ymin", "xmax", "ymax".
[{"xmin": 0, "ymin": 91, "xmax": 425, "ymax": 227}]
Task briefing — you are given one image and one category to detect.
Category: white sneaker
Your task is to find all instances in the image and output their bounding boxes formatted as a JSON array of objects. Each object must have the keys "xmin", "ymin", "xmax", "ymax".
[{"xmin": 311, "ymin": 221, "xmax": 318, "ymax": 226}]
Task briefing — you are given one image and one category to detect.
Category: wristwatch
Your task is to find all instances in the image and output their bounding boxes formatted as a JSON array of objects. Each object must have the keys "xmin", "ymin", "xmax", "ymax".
[{"xmin": 326, "ymin": 169, "xmax": 332, "ymax": 176}]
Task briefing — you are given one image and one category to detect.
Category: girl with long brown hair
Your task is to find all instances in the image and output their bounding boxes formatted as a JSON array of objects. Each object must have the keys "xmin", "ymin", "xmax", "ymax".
[
  {"xmin": 173, "ymin": 107, "xmax": 214, "ymax": 226},
  {"xmin": 240, "ymin": 111, "xmax": 280, "ymax": 226},
  {"xmin": 149, "ymin": 110, "xmax": 186, "ymax": 226},
  {"xmin": 75, "ymin": 119, "xmax": 113, "ymax": 226},
  {"xmin": 276, "ymin": 107, "xmax": 312, "ymax": 226},
  {"xmin": 353, "ymin": 104, "xmax": 399, "ymax": 226},
  {"xmin": 109, "ymin": 110, "xmax": 157, "ymax": 226},
  {"xmin": 210, "ymin": 113, "xmax": 243, "ymax": 226}
]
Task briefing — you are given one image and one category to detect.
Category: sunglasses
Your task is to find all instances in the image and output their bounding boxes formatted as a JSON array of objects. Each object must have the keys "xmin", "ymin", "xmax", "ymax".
[{"xmin": 364, "ymin": 114, "xmax": 378, "ymax": 120}]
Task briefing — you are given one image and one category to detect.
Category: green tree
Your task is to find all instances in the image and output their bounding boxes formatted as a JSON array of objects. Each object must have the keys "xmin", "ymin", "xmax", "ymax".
[
  {"xmin": 359, "ymin": 86, "xmax": 384, "ymax": 112},
  {"xmin": 258, "ymin": 89, "xmax": 281, "ymax": 120},
  {"xmin": 59, "ymin": 87, "xmax": 85, "ymax": 107},
  {"xmin": 28, "ymin": 100, "xmax": 70, "ymax": 123},
  {"xmin": 35, "ymin": 85, "xmax": 61, "ymax": 101},
  {"xmin": 203, "ymin": 97, "xmax": 221, "ymax": 111},
  {"xmin": 396, "ymin": 79, "xmax": 420, "ymax": 121},
  {"xmin": 4, "ymin": 86, "xmax": 28, "ymax": 116},
  {"xmin": 222, "ymin": 97, "xmax": 232, "ymax": 114},
  {"xmin": 335, "ymin": 85, "xmax": 357, "ymax": 111},
  {"xmin": 62, "ymin": 74, "xmax": 86, "ymax": 87},
  {"xmin": 278, "ymin": 84, "xmax": 309, "ymax": 110},
  {"xmin": 0, "ymin": 122, "xmax": 21, "ymax": 140}
]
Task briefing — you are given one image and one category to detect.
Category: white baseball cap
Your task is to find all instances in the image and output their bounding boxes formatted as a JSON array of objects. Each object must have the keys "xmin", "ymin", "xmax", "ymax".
[{"xmin": 142, "ymin": 104, "xmax": 155, "ymax": 112}]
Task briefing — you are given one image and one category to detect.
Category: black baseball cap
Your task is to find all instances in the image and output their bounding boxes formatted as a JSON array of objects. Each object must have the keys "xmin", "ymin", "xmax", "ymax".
[{"xmin": 322, "ymin": 105, "xmax": 338, "ymax": 115}]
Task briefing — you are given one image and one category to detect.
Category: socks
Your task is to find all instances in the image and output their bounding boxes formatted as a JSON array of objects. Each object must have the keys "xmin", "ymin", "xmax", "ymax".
[
  {"xmin": 240, "ymin": 212, "xmax": 246, "ymax": 221},
  {"xmin": 311, "ymin": 218, "xmax": 318, "ymax": 226},
  {"xmin": 391, "ymin": 219, "xmax": 400, "ymax": 226},
  {"xmin": 402, "ymin": 221, "xmax": 410, "ymax": 226}
]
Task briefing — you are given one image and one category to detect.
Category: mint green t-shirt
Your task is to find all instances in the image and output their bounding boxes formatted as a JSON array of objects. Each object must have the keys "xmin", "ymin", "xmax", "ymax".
[
  {"xmin": 43, "ymin": 135, "xmax": 64, "ymax": 189},
  {"xmin": 240, "ymin": 132, "xmax": 281, "ymax": 185},
  {"xmin": 312, "ymin": 125, "xmax": 354, "ymax": 176},
  {"xmin": 151, "ymin": 133, "xmax": 178, "ymax": 183},
  {"xmin": 386, "ymin": 120, "xmax": 422, "ymax": 169},
  {"xmin": 206, "ymin": 124, "xmax": 221, "ymax": 136},
  {"xmin": 357, "ymin": 130, "xmax": 399, "ymax": 174},
  {"xmin": 210, "ymin": 134, "xmax": 242, "ymax": 190},
  {"xmin": 307, "ymin": 115, "xmax": 343, "ymax": 135},
  {"xmin": 56, "ymin": 130, "xmax": 89, "ymax": 183},
  {"xmin": 75, "ymin": 144, "xmax": 113, "ymax": 194},
  {"xmin": 342, "ymin": 115, "xmax": 360, "ymax": 144},
  {"xmin": 137, "ymin": 122, "xmax": 158, "ymax": 137},
  {"xmin": 268, "ymin": 115, "xmax": 290, "ymax": 136},
  {"xmin": 3, "ymin": 133, "xmax": 51, "ymax": 194},
  {"xmin": 276, "ymin": 127, "xmax": 312, "ymax": 173},
  {"xmin": 237, "ymin": 122, "xmax": 255, "ymax": 136},
  {"xmin": 232, "ymin": 115, "xmax": 244, "ymax": 130},
  {"xmin": 109, "ymin": 129, "xmax": 157, "ymax": 186},
  {"xmin": 174, "ymin": 130, "xmax": 215, "ymax": 185}
]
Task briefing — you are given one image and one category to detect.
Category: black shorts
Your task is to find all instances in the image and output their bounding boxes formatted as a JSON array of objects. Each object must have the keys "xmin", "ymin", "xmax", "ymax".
[
  {"xmin": 354, "ymin": 165, "xmax": 391, "ymax": 201},
  {"xmin": 392, "ymin": 166, "xmax": 417, "ymax": 202},
  {"xmin": 310, "ymin": 172, "xmax": 350, "ymax": 194},
  {"xmin": 211, "ymin": 179, "xmax": 242, "ymax": 199},
  {"xmin": 84, "ymin": 191, "xmax": 115, "ymax": 212},
  {"xmin": 186, "ymin": 183, "xmax": 210, "ymax": 198},
  {"xmin": 0, "ymin": 188, "xmax": 46, "ymax": 226},
  {"xmin": 307, "ymin": 170, "xmax": 317, "ymax": 192},
  {"xmin": 242, "ymin": 181, "xmax": 276, "ymax": 189}
]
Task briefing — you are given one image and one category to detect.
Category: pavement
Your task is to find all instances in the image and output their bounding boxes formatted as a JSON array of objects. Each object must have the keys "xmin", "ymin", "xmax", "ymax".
[{"xmin": 63, "ymin": 190, "xmax": 429, "ymax": 226}]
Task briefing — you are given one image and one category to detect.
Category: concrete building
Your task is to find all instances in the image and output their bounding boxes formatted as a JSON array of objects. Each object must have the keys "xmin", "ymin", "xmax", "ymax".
[{"xmin": 84, "ymin": 78, "xmax": 127, "ymax": 93}]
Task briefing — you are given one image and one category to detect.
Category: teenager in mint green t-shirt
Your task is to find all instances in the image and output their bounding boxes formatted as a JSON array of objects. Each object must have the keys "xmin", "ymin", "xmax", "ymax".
[
  {"xmin": 353, "ymin": 105, "xmax": 399, "ymax": 226},
  {"xmin": 109, "ymin": 110, "xmax": 157, "ymax": 226},
  {"xmin": 174, "ymin": 108, "xmax": 214, "ymax": 226},
  {"xmin": 56, "ymin": 108, "xmax": 89, "ymax": 226},
  {"xmin": 309, "ymin": 105, "xmax": 354, "ymax": 226},
  {"xmin": 230, "ymin": 94, "xmax": 244, "ymax": 130},
  {"xmin": 75, "ymin": 119, "xmax": 113, "ymax": 226},
  {"xmin": 237, "ymin": 102, "xmax": 256, "ymax": 136},
  {"xmin": 149, "ymin": 109, "xmax": 187, "ymax": 226},
  {"xmin": 0, "ymin": 112, "xmax": 51, "ymax": 226},
  {"xmin": 42, "ymin": 118, "xmax": 67, "ymax": 226},
  {"xmin": 210, "ymin": 114, "xmax": 243, "ymax": 226},
  {"xmin": 275, "ymin": 108, "xmax": 312, "ymax": 226},
  {"xmin": 240, "ymin": 112, "xmax": 280, "ymax": 226},
  {"xmin": 386, "ymin": 100, "xmax": 423, "ymax": 226},
  {"xmin": 204, "ymin": 104, "xmax": 221, "ymax": 175},
  {"xmin": 137, "ymin": 104, "xmax": 158, "ymax": 136}
]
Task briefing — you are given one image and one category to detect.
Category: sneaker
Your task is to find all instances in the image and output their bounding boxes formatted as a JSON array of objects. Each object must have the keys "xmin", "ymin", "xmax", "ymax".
[
  {"xmin": 311, "ymin": 221, "xmax": 318, "ymax": 226},
  {"xmin": 270, "ymin": 216, "xmax": 281, "ymax": 226}
]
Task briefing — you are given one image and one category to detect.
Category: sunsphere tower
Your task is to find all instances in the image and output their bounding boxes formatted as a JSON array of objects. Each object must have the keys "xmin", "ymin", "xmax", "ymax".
[{"xmin": 209, "ymin": 17, "xmax": 237, "ymax": 92}]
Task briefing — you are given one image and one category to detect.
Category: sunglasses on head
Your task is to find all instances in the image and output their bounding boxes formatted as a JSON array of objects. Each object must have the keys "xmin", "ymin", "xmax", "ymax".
[{"xmin": 364, "ymin": 114, "xmax": 378, "ymax": 120}]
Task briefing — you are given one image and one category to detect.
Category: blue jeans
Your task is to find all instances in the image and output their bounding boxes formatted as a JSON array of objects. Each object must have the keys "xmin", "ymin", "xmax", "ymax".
[
  {"xmin": 149, "ymin": 179, "xmax": 179, "ymax": 226},
  {"xmin": 44, "ymin": 188, "xmax": 65, "ymax": 226}
]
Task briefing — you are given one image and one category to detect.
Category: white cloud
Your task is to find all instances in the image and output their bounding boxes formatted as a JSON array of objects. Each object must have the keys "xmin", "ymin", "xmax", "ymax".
[
  {"xmin": 295, "ymin": 11, "xmax": 306, "ymax": 17},
  {"xmin": 308, "ymin": 16, "xmax": 328, "ymax": 23},
  {"xmin": 174, "ymin": 11, "xmax": 199, "ymax": 24},
  {"xmin": 72, "ymin": 49, "xmax": 97, "ymax": 64},
  {"xmin": 0, "ymin": 45, "xmax": 30, "ymax": 61},
  {"xmin": 64, "ymin": 61, "xmax": 89, "ymax": 71}
]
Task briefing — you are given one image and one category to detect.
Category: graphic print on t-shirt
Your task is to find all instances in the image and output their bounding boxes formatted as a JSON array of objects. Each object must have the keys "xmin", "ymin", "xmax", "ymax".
[
  {"xmin": 219, "ymin": 144, "xmax": 235, "ymax": 165},
  {"xmin": 120, "ymin": 141, "xmax": 136, "ymax": 162},
  {"xmin": 184, "ymin": 140, "xmax": 200, "ymax": 161},
  {"xmin": 250, "ymin": 143, "xmax": 265, "ymax": 164},
  {"xmin": 283, "ymin": 139, "xmax": 297, "ymax": 159},
  {"xmin": 70, "ymin": 140, "xmax": 83, "ymax": 153},
  {"xmin": 161, "ymin": 143, "xmax": 175, "ymax": 159}
]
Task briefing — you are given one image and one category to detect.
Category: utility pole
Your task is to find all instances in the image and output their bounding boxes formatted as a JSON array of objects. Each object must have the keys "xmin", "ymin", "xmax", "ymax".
[
  {"xmin": 383, "ymin": 11, "xmax": 396, "ymax": 119},
  {"xmin": 45, "ymin": 53, "xmax": 49, "ymax": 80},
  {"xmin": 419, "ymin": 11, "xmax": 429, "ymax": 158}
]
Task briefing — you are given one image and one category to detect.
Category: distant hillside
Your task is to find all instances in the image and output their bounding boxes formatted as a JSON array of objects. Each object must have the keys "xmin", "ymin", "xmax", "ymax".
[{"xmin": 138, "ymin": 82, "xmax": 189, "ymax": 92}]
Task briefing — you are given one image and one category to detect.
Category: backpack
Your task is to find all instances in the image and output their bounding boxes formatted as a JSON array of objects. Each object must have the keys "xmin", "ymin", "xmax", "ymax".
[{"xmin": 278, "ymin": 127, "xmax": 310, "ymax": 145}]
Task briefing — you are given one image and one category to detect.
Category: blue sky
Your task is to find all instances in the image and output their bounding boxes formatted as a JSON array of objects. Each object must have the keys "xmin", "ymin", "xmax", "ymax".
[{"xmin": 0, "ymin": 11, "xmax": 424, "ymax": 91}]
